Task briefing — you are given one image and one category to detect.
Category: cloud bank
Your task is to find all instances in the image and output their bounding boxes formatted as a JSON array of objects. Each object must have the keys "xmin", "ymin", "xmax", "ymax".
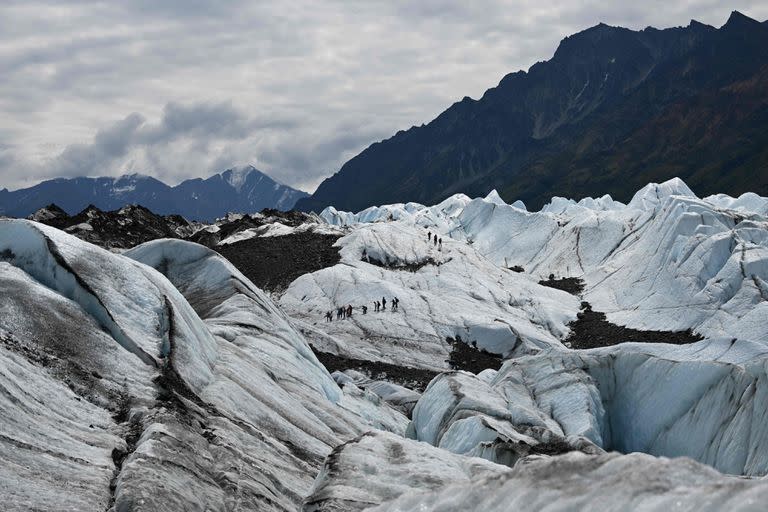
[{"xmin": 1, "ymin": 1, "xmax": 767, "ymax": 192}]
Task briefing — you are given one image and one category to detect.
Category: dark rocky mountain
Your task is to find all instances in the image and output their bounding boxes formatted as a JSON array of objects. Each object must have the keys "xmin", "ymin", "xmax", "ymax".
[
  {"xmin": 26, "ymin": 202, "xmax": 319, "ymax": 251},
  {"xmin": 0, "ymin": 165, "xmax": 308, "ymax": 221},
  {"xmin": 28, "ymin": 203, "xmax": 197, "ymax": 249},
  {"xmin": 296, "ymin": 11, "xmax": 768, "ymax": 212}
]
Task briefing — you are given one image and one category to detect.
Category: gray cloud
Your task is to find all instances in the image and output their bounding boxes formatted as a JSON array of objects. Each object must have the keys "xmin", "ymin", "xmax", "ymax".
[
  {"xmin": 1, "ymin": 1, "xmax": 767, "ymax": 192},
  {"xmin": 38, "ymin": 101, "xmax": 300, "ymax": 182}
]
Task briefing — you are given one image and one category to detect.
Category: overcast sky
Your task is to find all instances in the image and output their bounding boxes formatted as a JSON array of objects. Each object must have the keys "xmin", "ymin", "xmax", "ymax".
[{"xmin": 1, "ymin": 1, "xmax": 767, "ymax": 192}]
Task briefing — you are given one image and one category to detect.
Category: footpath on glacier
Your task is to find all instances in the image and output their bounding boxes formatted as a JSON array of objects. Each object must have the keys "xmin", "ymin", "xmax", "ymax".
[{"xmin": 1, "ymin": 177, "xmax": 768, "ymax": 510}]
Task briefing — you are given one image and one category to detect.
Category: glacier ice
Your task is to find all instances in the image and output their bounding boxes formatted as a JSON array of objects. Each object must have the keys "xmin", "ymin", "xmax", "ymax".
[
  {"xmin": 368, "ymin": 451, "xmax": 768, "ymax": 512},
  {"xmin": 2, "ymin": 177, "xmax": 768, "ymax": 510},
  {"xmin": 321, "ymin": 178, "xmax": 768, "ymax": 343},
  {"xmin": 305, "ymin": 430, "xmax": 509, "ymax": 511},
  {"xmin": 280, "ymin": 221, "xmax": 579, "ymax": 370},
  {"xmin": 404, "ymin": 339, "xmax": 768, "ymax": 476},
  {"xmin": 0, "ymin": 220, "xmax": 406, "ymax": 510}
]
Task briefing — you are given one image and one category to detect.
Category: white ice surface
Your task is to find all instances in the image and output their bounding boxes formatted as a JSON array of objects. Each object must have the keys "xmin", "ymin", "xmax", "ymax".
[
  {"xmin": 368, "ymin": 451, "xmax": 768, "ymax": 512},
  {"xmin": 404, "ymin": 338, "xmax": 768, "ymax": 476},
  {"xmin": 0, "ymin": 222, "xmax": 407, "ymax": 511},
  {"xmin": 280, "ymin": 221, "xmax": 579, "ymax": 370},
  {"xmin": 304, "ymin": 430, "xmax": 509, "ymax": 512},
  {"xmin": 319, "ymin": 177, "xmax": 768, "ymax": 343}
]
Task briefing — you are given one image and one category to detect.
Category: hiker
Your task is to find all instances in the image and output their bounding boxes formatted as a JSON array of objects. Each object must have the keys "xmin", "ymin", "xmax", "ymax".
[
  {"xmin": 362, "ymin": 305, "xmax": 368, "ymax": 314},
  {"xmin": 374, "ymin": 300, "xmax": 380, "ymax": 312},
  {"xmin": 438, "ymin": 238, "xmax": 442, "ymax": 250},
  {"xmin": 434, "ymin": 236, "xmax": 438, "ymax": 246},
  {"xmin": 382, "ymin": 297, "xmax": 387, "ymax": 310},
  {"xmin": 325, "ymin": 311, "xmax": 332, "ymax": 322},
  {"xmin": 347, "ymin": 304, "xmax": 353, "ymax": 318},
  {"xmin": 428, "ymin": 230, "xmax": 431, "ymax": 241},
  {"xmin": 392, "ymin": 297, "xmax": 399, "ymax": 311}
]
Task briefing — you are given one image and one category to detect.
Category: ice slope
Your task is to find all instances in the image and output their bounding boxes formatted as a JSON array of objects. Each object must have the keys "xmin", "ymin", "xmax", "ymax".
[
  {"xmin": 303, "ymin": 340, "xmax": 768, "ymax": 509},
  {"xmin": 280, "ymin": 221, "xmax": 580, "ymax": 370},
  {"xmin": 218, "ymin": 222, "xmax": 344, "ymax": 245},
  {"xmin": 0, "ymin": 264, "xmax": 156, "ymax": 510},
  {"xmin": 369, "ymin": 451, "xmax": 768, "ymax": 512},
  {"xmin": 582, "ymin": 195, "xmax": 768, "ymax": 339},
  {"xmin": 304, "ymin": 430, "xmax": 509, "ymax": 512},
  {"xmin": 0, "ymin": 220, "xmax": 407, "ymax": 511},
  {"xmin": 319, "ymin": 178, "xmax": 768, "ymax": 343},
  {"xmin": 705, "ymin": 192, "xmax": 768, "ymax": 216},
  {"xmin": 404, "ymin": 337, "xmax": 768, "ymax": 476},
  {"xmin": 332, "ymin": 370, "xmax": 422, "ymax": 416},
  {"xmin": 408, "ymin": 367, "xmax": 604, "ymax": 468}
]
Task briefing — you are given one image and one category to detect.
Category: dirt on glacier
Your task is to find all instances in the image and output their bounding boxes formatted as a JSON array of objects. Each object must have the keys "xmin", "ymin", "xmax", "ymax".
[
  {"xmin": 446, "ymin": 336, "xmax": 503, "ymax": 373},
  {"xmin": 310, "ymin": 346, "xmax": 439, "ymax": 392},
  {"xmin": 565, "ymin": 302, "xmax": 703, "ymax": 349},
  {"xmin": 538, "ymin": 276, "xmax": 586, "ymax": 295},
  {"xmin": 216, "ymin": 232, "xmax": 342, "ymax": 292}
]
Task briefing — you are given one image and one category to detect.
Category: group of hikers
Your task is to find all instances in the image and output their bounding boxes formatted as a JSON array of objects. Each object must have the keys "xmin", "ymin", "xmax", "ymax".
[
  {"xmin": 322, "ymin": 228, "xmax": 443, "ymax": 323},
  {"xmin": 375, "ymin": 296, "xmax": 399, "ymax": 312},
  {"xmin": 324, "ymin": 296, "xmax": 400, "ymax": 322},
  {"xmin": 427, "ymin": 230, "xmax": 443, "ymax": 249}
]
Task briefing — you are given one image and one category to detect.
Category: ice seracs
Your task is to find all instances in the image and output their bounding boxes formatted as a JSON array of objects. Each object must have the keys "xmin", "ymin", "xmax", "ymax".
[
  {"xmin": 0, "ymin": 219, "xmax": 407, "ymax": 511},
  {"xmin": 280, "ymin": 221, "xmax": 579, "ymax": 370},
  {"xmin": 366, "ymin": 451, "xmax": 768, "ymax": 512},
  {"xmin": 2, "ymin": 176, "xmax": 768, "ymax": 510},
  {"xmin": 405, "ymin": 339, "xmax": 768, "ymax": 476},
  {"xmin": 321, "ymin": 177, "xmax": 768, "ymax": 343},
  {"xmin": 305, "ymin": 430, "xmax": 510, "ymax": 512}
]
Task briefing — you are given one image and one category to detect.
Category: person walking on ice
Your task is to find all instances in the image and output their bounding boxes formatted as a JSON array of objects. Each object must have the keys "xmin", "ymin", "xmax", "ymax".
[
  {"xmin": 362, "ymin": 305, "xmax": 368, "ymax": 314},
  {"xmin": 382, "ymin": 297, "xmax": 387, "ymax": 310}
]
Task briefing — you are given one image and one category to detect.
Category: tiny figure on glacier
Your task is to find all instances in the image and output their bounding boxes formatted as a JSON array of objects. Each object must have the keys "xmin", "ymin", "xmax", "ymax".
[
  {"xmin": 438, "ymin": 238, "xmax": 442, "ymax": 249},
  {"xmin": 325, "ymin": 311, "xmax": 332, "ymax": 322},
  {"xmin": 362, "ymin": 305, "xmax": 368, "ymax": 314},
  {"xmin": 428, "ymin": 230, "xmax": 431, "ymax": 241},
  {"xmin": 374, "ymin": 301, "xmax": 380, "ymax": 312},
  {"xmin": 347, "ymin": 304, "xmax": 353, "ymax": 318},
  {"xmin": 434, "ymin": 236, "xmax": 438, "ymax": 246},
  {"xmin": 382, "ymin": 297, "xmax": 387, "ymax": 310}
]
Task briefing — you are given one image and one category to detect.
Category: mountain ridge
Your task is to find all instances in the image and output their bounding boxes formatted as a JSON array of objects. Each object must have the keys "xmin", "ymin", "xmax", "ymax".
[
  {"xmin": 0, "ymin": 165, "xmax": 308, "ymax": 221},
  {"xmin": 296, "ymin": 10, "xmax": 768, "ymax": 213}
]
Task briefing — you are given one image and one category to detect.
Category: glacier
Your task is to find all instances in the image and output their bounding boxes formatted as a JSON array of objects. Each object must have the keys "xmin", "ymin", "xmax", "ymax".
[
  {"xmin": 319, "ymin": 178, "xmax": 768, "ymax": 343},
  {"xmin": 2, "ymin": 177, "xmax": 768, "ymax": 510},
  {"xmin": 0, "ymin": 220, "xmax": 405, "ymax": 510}
]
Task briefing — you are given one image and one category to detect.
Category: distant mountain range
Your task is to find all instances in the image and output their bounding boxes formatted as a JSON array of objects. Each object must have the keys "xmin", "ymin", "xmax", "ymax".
[
  {"xmin": 0, "ymin": 166, "xmax": 308, "ymax": 221},
  {"xmin": 297, "ymin": 11, "xmax": 768, "ymax": 213}
]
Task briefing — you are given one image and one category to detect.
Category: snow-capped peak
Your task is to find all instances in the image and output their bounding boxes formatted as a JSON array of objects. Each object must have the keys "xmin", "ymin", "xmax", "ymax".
[
  {"xmin": 110, "ymin": 173, "xmax": 153, "ymax": 194},
  {"xmin": 222, "ymin": 165, "xmax": 260, "ymax": 192}
]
